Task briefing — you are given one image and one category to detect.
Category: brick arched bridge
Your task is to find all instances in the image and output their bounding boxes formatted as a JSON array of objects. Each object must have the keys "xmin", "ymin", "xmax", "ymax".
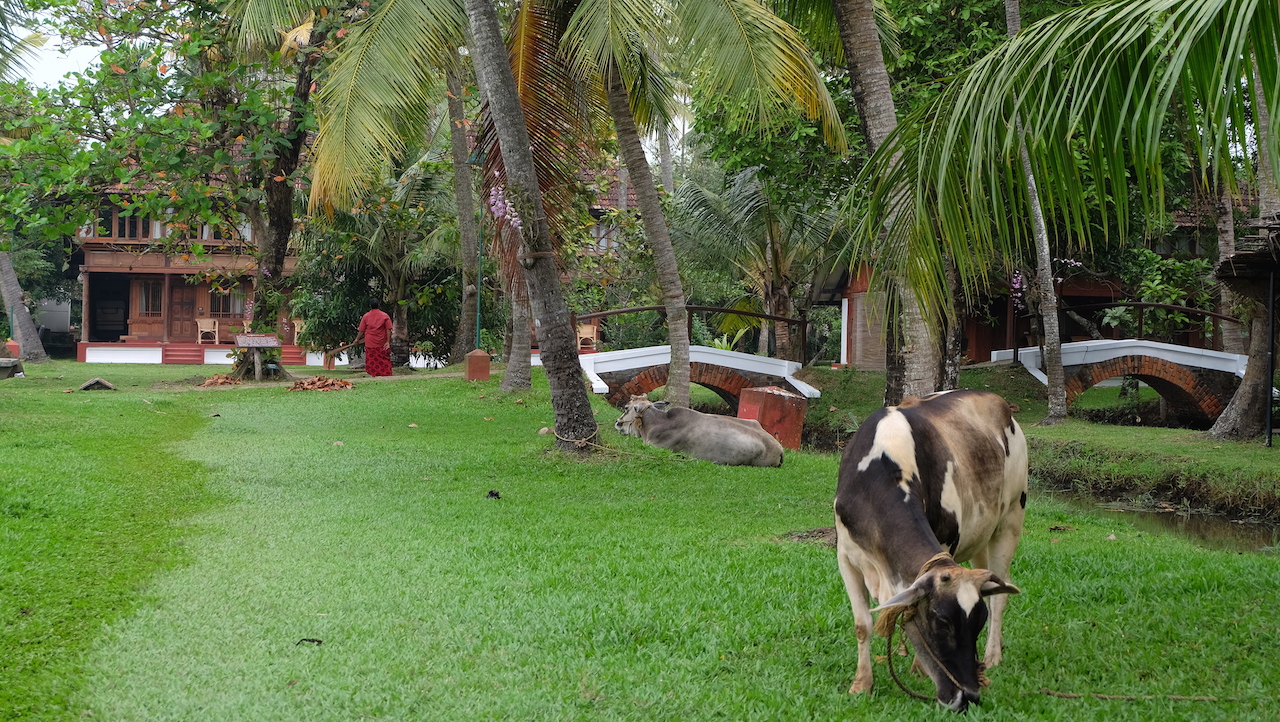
[
  {"xmin": 534, "ymin": 345, "xmax": 821, "ymax": 408},
  {"xmin": 993, "ymin": 339, "xmax": 1247, "ymax": 422}
]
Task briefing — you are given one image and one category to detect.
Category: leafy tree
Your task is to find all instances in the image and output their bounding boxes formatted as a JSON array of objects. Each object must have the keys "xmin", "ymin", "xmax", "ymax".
[{"xmin": 299, "ymin": 147, "xmax": 459, "ymax": 366}]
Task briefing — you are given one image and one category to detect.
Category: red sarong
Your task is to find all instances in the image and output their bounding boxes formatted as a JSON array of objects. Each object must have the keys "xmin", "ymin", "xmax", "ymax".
[{"xmin": 365, "ymin": 346, "xmax": 393, "ymax": 376}]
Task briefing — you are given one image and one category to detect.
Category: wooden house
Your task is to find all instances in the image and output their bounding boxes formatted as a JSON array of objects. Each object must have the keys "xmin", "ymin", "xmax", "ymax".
[{"xmin": 75, "ymin": 203, "xmax": 306, "ymax": 365}]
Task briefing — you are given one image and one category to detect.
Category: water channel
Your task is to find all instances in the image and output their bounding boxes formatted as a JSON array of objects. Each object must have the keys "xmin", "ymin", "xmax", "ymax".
[{"xmin": 1034, "ymin": 489, "xmax": 1280, "ymax": 553}]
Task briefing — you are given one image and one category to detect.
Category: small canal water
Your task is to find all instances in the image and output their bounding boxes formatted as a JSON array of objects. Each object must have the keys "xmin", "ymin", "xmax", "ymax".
[{"xmin": 1034, "ymin": 489, "xmax": 1280, "ymax": 553}]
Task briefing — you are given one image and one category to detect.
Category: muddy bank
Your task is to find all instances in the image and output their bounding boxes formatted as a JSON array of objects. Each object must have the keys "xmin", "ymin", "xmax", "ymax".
[{"xmin": 1030, "ymin": 437, "xmax": 1280, "ymax": 521}]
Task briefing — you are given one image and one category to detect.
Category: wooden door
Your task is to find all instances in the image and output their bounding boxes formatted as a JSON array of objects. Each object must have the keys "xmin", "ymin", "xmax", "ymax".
[{"xmin": 170, "ymin": 285, "xmax": 197, "ymax": 341}]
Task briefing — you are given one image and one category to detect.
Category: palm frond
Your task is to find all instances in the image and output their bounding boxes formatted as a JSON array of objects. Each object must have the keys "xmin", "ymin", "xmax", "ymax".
[
  {"xmin": 479, "ymin": 0, "xmax": 609, "ymax": 248},
  {"xmin": 849, "ymin": 0, "xmax": 1280, "ymax": 323},
  {"xmin": 223, "ymin": 0, "xmax": 314, "ymax": 55},
  {"xmin": 309, "ymin": 0, "xmax": 467, "ymax": 213},
  {"xmin": 674, "ymin": 0, "xmax": 847, "ymax": 152},
  {"xmin": 771, "ymin": 0, "xmax": 900, "ymax": 67}
]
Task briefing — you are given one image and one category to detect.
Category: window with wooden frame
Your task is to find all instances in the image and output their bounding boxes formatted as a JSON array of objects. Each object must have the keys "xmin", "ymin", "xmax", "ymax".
[
  {"xmin": 139, "ymin": 280, "xmax": 164, "ymax": 317},
  {"xmin": 96, "ymin": 205, "xmax": 153, "ymax": 240},
  {"xmin": 209, "ymin": 286, "xmax": 246, "ymax": 318}
]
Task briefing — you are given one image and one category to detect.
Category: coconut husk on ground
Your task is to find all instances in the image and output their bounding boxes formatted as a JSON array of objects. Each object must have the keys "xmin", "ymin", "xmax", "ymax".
[{"xmin": 288, "ymin": 376, "xmax": 353, "ymax": 392}]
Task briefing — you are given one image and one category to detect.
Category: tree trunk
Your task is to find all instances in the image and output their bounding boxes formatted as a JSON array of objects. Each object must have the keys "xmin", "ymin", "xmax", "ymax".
[
  {"xmin": 501, "ymin": 279, "xmax": 532, "ymax": 391},
  {"xmin": 390, "ymin": 300, "xmax": 410, "ymax": 368},
  {"xmin": 900, "ymin": 290, "xmax": 939, "ymax": 397},
  {"xmin": 832, "ymin": 0, "xmax": 897, "ymax": 152},
  {"xmin": 833, "ymin": 0, "xmax": 936, "ymax": 401},
  {"xmin": 1008, "ymin": 0, "xmax": 1067, "ymax": 423},
  {"xmin": 658, "ymin": 127, "xmax": 674, "ymax": 194},
  {"xmin": 448, "ymin": 62, "xmax": 482, "ymax": 364},
  {"xmin": 1255, "ymin": 62, "xmax": 1280, "ymax": 220},
  {"xmin": 605, "ymin": 68, "xmax": 691, "ymax": 407},
  {"xmin": 774, "ymin": 287, "xmax": 793, "ymax": 361},
  {"xmin": 941, "ymin": 260, "xmax": 963, "ymax": 390},
  {"xmin": 1212, "ymin": 69, "xmax": 1280, "ymax": 439},
  {"xmin": 465, "ymin": 0, "xmax": 597, "ymax": 449},
  {"xmin": 0, "ymin": 250, "xmax": 49, "ymax": 363},
  {"xmin": 1210, "ymin": 309, "xmax": 1272, "ymax": 439},
  {"xmin": 1217, "ymin": 182, "xmax": 1246, "ymax": 354},
  {"xmin": 253, "ymin": 55, "xmax": 314, "ymax": 330}
]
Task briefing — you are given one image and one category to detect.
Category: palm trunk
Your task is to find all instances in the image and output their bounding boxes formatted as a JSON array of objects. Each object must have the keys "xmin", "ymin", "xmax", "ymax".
[
  {"xmin": 448, "ymin": 62, "xmax": 482, "ymax": 364},
  {"xmin": 833, "ymin": 0, "xmax": 935, "ymax": 401},
  {"xmin": 832, "ymin": 0, "xmax": 897, "ymax": 152},
  {"xmin": 1217, "ymin": 183, "xmax": 1245, "ymax": 354},
  {"xmin": 1255, "ymin": 62, "xmax": 1280, "ymax": 220},
  {"xmin": 1212, "ymin": 69, "xmax": 1280, "ymax": 438},
  {"xmin": 0, "ymin": 250, "xmax": 49, "ymax": 363},
  {"xmin": 900, "ymin": 291, "xmax": 938, "ymax": 397},
  {"xmin": 605, "ymin": 68, "xmax": 691, "ymax": 407},
  {"xmin": 390, "ymin": 300, "xmax": 410, "ymax": 368},
  {"xmin": 465, "ymin": 0, "xmax": 597, "ymax": 449},
  {"xmin": 941, "ymin": 260, "xmax": 963, "ymax": 390},
  {"xmin": 501, "ymin": 274, "xmax": 532, "ymax": 391},
  {"xmin": 658, "ymin": 128, "xmax": 674, "ymax": 194},
  {"xmin": 1210, "ymin": 310, "xmax": 1272, "ymax": 439},
  {"xmin": 1008, "ymin": 0, "xmax": 1067, "ymax": 423}
]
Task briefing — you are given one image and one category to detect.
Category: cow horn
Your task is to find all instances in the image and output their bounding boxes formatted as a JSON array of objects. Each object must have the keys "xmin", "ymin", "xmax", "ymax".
[{"xmin": 979, "ymin": 575, "xmax": 1021, "ymax": 597}]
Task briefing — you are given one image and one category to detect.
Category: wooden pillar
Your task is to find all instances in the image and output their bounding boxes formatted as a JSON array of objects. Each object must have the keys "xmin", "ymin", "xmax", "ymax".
[
  {"xmin": 162, "ymin": 272, "xmax": 172, "ymax": 343},
  {"xmin": 80, "ymin": 268, "xmax": 90, "ymax": 342}
]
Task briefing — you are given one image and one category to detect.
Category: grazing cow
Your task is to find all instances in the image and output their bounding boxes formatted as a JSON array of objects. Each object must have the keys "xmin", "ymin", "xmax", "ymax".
[
  {"xmin": 835, "ymin": 390, "xmax": 1027, "ymax": 712},
  {"xmin": 614, "ymin": 395, "xmax": 784, "ymax": 467}
]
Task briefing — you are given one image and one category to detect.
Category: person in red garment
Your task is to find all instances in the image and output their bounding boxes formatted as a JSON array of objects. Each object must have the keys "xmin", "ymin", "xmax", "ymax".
[{"xmin": 354, "ymin": 298, "xmax": 394, "ymax": 377}]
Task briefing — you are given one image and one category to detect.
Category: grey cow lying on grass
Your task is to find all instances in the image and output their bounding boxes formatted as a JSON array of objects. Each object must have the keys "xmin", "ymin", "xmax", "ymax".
[{"xmin": 613, "ymin": 395, "xmax": 784, "ymax": 466}]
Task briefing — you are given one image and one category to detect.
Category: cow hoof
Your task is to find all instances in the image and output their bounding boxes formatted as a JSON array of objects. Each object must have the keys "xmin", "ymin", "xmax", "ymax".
[
  {"xmin": 983, "ymin": 650, "xmax": 1003, "ymax": 669},
  {"xmin": 849, "ymin": 676, "xmax": 873, "ymax": 695}
]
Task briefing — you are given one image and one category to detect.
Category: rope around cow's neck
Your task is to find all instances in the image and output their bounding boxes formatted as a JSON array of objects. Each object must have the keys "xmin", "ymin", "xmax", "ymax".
[
  {"xmin": 880, "ymin": 552, "xmax": 987, "ymax": 704},
  {"xmin": 551, "ymin": 422, "xmax": 695, "ymax": 461}
]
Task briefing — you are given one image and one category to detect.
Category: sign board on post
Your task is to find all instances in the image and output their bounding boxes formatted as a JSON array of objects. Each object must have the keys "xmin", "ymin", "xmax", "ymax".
[
  {"xmin": 234, "ymin": 334, "xmax": 282, "ymax": 381},
  {"xmin": 234, "ymin": 333, "xmax": 282, "ymax": 348}
]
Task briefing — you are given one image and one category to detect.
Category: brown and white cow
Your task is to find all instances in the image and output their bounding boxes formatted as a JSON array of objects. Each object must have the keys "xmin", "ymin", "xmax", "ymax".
[
  {"xmin": 614, "ymin": 395, "xmax": 784, "ymax": 467},
  {"xmin": 835, "ymin": 390, "xmax": 1027, "ymax": 712}
]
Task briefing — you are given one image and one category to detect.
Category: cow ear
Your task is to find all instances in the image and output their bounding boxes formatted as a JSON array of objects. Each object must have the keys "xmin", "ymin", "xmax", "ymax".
[
  {"xmin": 980, "ymin": 577, "xmax": 1022, "ymax": 598},
  {"xmin": 652, "ymin": 401, "xmax": 671, "ymax": 410},
  {"xmin": 870, "ymin": 576, "xmax": 931, "ymax": 613}
]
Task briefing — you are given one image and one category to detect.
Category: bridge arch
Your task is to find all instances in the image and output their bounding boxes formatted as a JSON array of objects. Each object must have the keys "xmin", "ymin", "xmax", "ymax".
[
  {"xmin": 1063, "ymin": 354, "xmax": 1237, "ymax": 422},
  {"xmin": 603, "ymin": 362, "xmax": 782, "ymax": 408}
]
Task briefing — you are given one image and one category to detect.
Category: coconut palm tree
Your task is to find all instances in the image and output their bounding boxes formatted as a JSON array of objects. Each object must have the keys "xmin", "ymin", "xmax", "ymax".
[
  {"xmin": 675, "ymin": 167, "xmax": 840, "ymax": 361},
  {"xmin": 778, "ymin": 0, "xmax": 940, "ymax": 403},
  {"xmin": 851, "ymin": 0, "xmax": 1279, "ymax": 430},
  {"xmin": 464, "ymin": 0, "xmax": 600, "ymax": 447}
]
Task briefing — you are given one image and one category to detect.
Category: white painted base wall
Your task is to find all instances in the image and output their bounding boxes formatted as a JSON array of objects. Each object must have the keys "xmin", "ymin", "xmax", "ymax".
[
  {"xmin": 84, "ymin": 346, "xmax": 164, "ymax": 364},
  {"xmin": 204, "ymin": 348, "xmax": 235, "ymax": 364}
]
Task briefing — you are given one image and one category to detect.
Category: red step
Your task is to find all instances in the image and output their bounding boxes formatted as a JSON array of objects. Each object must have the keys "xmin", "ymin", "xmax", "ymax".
[
  {"xmin": 281, "ymin": 344, "xmax": 306, "ymax": 366},
  {"xmin": 163, "ymin": 345, "xmax": 208, "ymax": 364}
]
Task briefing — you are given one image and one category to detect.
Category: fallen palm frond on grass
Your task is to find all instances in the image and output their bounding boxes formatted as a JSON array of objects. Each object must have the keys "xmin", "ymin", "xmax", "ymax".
[
  {"xmin": 287, "ymin": 375, "xmax": 353, "ymax": 391},
  {"xmin": 198, "ymin": 374, "xmax": 242, "ymax": 387}
]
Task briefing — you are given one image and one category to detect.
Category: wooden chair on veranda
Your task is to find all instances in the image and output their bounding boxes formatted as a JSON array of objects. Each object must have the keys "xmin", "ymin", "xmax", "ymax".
[{"xmin": 197, "ymin": 319, "xmax": 218, "ymax": 345}]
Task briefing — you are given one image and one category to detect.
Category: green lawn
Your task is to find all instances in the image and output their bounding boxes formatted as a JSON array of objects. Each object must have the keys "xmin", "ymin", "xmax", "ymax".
[{"xmin": 3, "ymin": 362, "xmax": 1279, "ymax": 720}]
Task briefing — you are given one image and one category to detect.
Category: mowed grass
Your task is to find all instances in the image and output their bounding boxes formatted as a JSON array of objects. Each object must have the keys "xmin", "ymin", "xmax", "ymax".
[{"xmin": 2, "ymin": 363, "xmax": 1279, "ymax": 720}]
